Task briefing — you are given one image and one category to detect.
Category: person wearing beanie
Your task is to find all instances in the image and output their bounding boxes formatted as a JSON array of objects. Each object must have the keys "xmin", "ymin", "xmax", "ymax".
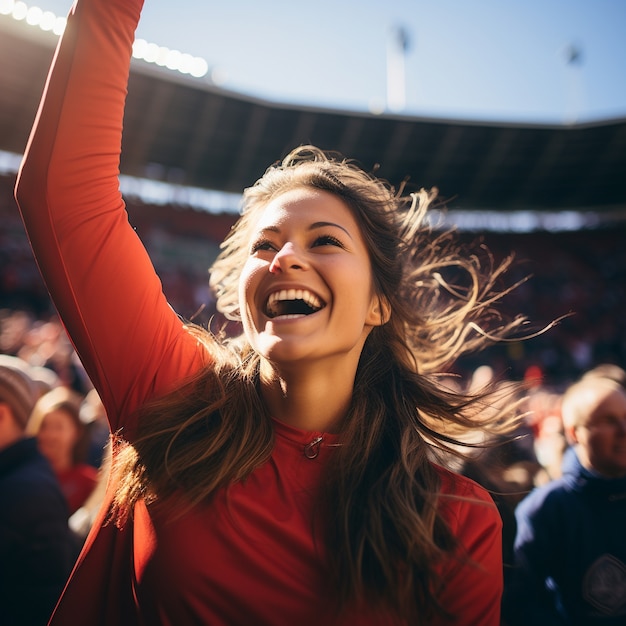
[
  {"xmin": 0, "ymin": 354, "xmax": 38, "ymax": 429},
  {"xmin": 0, "ymin": 355, "xmax": 78, "ymax": 626}
]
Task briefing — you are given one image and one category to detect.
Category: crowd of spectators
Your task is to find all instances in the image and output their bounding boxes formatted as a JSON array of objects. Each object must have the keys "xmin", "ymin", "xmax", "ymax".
[
  {"xmin": 2, "ymin": 171, "xmax": 624, "ymax": 391},
  {"xmin": 2, "ymin": 169, "xmax": 625, "ymax": 623}
]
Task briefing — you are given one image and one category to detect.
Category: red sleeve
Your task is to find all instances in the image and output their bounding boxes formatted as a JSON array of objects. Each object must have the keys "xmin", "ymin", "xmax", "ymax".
[
  {"xmin": 14, "ymin": 0, "xmax": 207, "ymax": 437},
  {"xmin": 436, "ymin": 469, "xmax": 504, "ymax": 625}
]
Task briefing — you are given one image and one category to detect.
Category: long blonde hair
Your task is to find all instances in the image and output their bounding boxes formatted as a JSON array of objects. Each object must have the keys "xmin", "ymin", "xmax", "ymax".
[{"xmin": 112, "ymin": 145, "xmax": 529, "ymax": 621}]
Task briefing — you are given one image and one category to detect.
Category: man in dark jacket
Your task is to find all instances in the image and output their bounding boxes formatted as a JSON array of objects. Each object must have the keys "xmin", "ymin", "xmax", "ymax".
[
  {"xmin": 503, "ymin": 374, "xmax": 626, "ymax": 625},
  {"xmin": 0, "ymin": 355, "xmax": 77, "ymax": 626}
]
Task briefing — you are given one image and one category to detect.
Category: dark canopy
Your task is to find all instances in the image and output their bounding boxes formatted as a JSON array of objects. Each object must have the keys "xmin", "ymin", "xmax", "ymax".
[{"xmin": 2, "ymin": 15, "xmax": 625, "ymax": 211}]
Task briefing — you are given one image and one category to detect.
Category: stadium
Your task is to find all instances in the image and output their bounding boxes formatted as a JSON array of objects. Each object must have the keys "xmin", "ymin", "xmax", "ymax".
[{"xmin": 1, "ymin": 3, "xmax": 625, "ymax": 388}]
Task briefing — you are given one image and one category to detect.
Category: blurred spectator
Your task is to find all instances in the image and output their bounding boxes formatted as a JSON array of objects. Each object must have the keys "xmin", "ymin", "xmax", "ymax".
[
  {"xmin": 79, "ymin": 389, "xmax": 110, "ymax": 469},
  {"xmin": 0, "ymin": 355, "xmax": 77, "ymax": 626},
  {"xmin": 581, "ymin": 363, "xmax": 626, "ymax": 388},
  {"xmin": 19, "ymin": 316, "xmax": 91, "ymax": 395},
  {"xmin": 559, "ymin": 364, "xmax": 626, "ymax": 477},
  {"xmin": 461, "ymin": 365, "xmax": 544, "ymax": 587},
  {"xmin": 522, "ymin": 384, "xmax": 567, "ymax": 483},
  {"xmin": 461, "ymin": 436, "xmax": 542, "ymax": 588},
  {"xmin": 503, "ymin": 374, "xmax": 626, "ymax": 625},
  {"xmin": 26, "ymin": 387, "xmax": 98, "ymax": 515},
  {"xmin": 66, "ymin": 390, "xmax": 111, "ymax": 542},
  {"xmin": 69, "ymin": 439, "xmax": 111, "ymax": 543},
  {"xmin": 0, "ymin": 309, "xmax": 33, "ymax": 356}
]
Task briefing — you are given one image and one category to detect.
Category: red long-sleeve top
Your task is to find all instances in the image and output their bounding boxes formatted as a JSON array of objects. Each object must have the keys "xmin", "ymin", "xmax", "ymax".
[{"xmin": 15, "ymin": 1, "xmax": 503, "ymax": 624}]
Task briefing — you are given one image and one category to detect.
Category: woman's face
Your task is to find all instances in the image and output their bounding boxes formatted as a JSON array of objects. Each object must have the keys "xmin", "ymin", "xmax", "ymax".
[
  {"xmin": 238, "ymin": 187, "xmax": 383, "ymax": 370},
  {"xmin": 37, "ymin": 408, "xmax": 79, "ymax": 469}
]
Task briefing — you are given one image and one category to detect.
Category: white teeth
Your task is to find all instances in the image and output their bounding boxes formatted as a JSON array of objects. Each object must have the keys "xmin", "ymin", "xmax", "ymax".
[{"xmin": 265, "ymin": 289, "xmax": 323, "ymax": 317}]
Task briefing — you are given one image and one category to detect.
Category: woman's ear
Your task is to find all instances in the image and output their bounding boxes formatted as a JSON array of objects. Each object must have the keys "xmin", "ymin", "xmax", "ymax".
[{"xmin": 367, "ymin": 296, "xmax": 391, "ymax": 326}]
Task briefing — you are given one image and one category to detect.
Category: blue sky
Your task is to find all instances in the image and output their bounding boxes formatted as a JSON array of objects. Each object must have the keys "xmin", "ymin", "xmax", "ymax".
[{"xmin": 27, "ymin": 0, "xmax": 626, "ymax": 123}]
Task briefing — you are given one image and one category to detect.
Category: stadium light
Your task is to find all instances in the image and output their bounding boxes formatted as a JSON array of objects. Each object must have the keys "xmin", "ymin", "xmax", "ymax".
[
  {"xmin": 0, "ymin": 0, "xmax": 66, "ymax": 34},
  {"xmin": 1, "ymin": 1, "xmax": 209, "ymax": 78},
  {"xmin": 132, "ymin": 38, "xmax": 209, "ymax": 78},
  {"xmin": 39, "ymin": 9, "xmax": 55, "ymax": 30},
  {"xmin": 25, "ymin": 5, "xmax": 41, "ymax": 24},
  {"xmin": 12, "ymin": 1, "xmax": 28, "ymax": 20}
]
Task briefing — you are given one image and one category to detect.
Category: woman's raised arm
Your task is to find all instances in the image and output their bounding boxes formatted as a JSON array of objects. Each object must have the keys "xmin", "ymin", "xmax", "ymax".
[{"xmin": 15, "ymin": 0, "xmax": 205, "ymax": 434}]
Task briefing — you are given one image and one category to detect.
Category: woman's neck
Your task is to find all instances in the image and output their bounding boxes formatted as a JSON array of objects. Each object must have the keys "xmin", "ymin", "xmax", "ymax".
[{"xmin": 259, "ymin": 359, "xmax": 354, "ymax": 433}]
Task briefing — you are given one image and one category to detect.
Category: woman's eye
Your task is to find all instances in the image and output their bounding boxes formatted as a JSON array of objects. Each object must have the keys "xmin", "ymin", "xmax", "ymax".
[
  {"xmin": 250, "ymin": 239, "xmax": 276, "ymax": 253},
  {"xmin": 313, "ymin": 234, "xmax": 344, "ymax": 248}
]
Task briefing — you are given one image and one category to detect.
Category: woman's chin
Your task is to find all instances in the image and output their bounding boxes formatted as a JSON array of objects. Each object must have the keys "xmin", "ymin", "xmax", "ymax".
[{"xmin": 253, "ymin": 334, "xmax": 308, "ymax": 364}]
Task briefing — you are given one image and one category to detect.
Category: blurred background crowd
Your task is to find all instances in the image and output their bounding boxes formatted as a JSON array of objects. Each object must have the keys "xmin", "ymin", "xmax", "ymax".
[
  {"xmin": 2, "ymin": 155, "xmax": 625, "ymax": 624},
  {"xmin": 3, "ymin": 169, "xmax": 625, "ymax": 390},
  {"xmin": 2, "ymin": 155, "xmax": 625, "ymax": 508}
]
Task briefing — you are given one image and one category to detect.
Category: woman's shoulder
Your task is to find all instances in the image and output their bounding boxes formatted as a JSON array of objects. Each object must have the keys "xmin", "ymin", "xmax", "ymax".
[
  {"xmin": 432, "ymin": 462, "xmax": 495, "ymax": 503},
  {"xmin": 432, "ymin": 462, "xmax": 501, "ymax": 529}
]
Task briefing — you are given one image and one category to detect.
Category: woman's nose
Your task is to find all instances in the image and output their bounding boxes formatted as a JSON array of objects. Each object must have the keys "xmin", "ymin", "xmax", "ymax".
[{"xmin": 269, "ymin": 242, "xmax": 306, "ymax": 274}]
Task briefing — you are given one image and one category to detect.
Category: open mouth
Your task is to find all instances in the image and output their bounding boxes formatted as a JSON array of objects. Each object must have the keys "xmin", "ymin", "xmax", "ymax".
[{"xmin": 265, "ymin": 289, "xmax": 325, "ymax": 319}]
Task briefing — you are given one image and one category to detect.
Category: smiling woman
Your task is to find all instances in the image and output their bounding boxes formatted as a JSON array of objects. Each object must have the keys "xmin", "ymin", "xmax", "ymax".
[
  {"xmin": 228, "ymin": 185, "xmax": 387, "ymax": 393},
  {"xmin": 15, "ymin": 0, "xmax": 530, "ymax": 624}
]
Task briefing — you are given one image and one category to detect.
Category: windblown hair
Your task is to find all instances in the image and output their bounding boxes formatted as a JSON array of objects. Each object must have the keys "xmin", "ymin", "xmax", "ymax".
[{"xmin": 111, "ymin": 145, "xmax": 531, "ymax": 622}]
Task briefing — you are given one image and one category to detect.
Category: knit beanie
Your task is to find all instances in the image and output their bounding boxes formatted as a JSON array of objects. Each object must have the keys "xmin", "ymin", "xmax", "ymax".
[{"xmin": 0, "ymin": 355, "xmax": 39, "ymax": 429}]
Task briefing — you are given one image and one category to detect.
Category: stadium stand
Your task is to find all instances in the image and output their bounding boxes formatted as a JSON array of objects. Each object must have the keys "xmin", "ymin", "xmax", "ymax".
[
  {"xmin": 1, "ymin": 7, "xmax": 624, "ymax": 391},
  {"xmin": 2, "ymin": 171, "xmax": 624, "ymax": 389}
]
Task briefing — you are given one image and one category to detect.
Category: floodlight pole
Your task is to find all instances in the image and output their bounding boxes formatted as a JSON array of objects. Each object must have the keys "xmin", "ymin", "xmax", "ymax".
[
  {"xmin": 563, "ymin": 43, "xmax": 584, "ymax": 124},
  {"xmin": 387, "ymin": 25, "xmax": 411, "ymax": 113}
]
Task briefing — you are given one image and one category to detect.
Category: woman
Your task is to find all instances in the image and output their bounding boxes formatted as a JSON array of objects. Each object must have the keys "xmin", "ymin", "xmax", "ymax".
[
  {"xmin": 15, "ymin": 0, "xmax": 528, "ymax": 624},
  {"xmin": 27, "ymin": 386, "xmax": 98, "ymax": 515}
]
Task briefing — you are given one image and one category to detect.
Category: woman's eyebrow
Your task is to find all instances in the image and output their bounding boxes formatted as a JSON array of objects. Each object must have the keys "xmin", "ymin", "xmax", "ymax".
[
  {"xmin": 256, "ymin": 221, "xmax": 353, "ymax": 239},
  {"xmin": 309, "ymin": 221, "xmax": 353, "ymax": 239}
]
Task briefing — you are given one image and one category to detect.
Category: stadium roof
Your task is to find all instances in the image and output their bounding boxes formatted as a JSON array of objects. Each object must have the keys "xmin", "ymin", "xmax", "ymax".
[{"xmin": 2, "ymin": 14, "xmax": 626, "ymax": 213}]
